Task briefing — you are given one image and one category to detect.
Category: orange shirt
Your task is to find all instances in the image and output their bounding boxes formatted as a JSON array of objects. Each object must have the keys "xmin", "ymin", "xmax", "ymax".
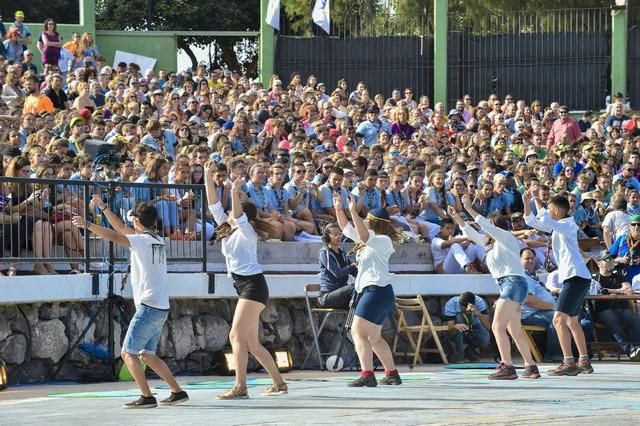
[{"xmin": 23, "ymin": 94, "xmax": 55, "ymax": 115}]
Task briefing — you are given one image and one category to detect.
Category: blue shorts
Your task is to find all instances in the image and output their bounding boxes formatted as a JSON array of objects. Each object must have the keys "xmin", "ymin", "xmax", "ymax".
[
  {"xmin": 556, "ymin": 276, "xmax": 591, "ymax": 317},
  {"xmin": 497, "ymin": 275, "xmax": 528, "ymax": 305},
  {"xmin": 354, "ymin": 284, "xmax": 395, "ymax": 325},
  {"xmin": 122, "ymin": 304, "xmax": 169, "ymax": 355}
]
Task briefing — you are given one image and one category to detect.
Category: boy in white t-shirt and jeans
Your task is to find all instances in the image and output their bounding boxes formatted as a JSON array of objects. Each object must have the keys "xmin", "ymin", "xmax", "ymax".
[{"xmin": 73, "ymin": 197, "xmax": 188, "ymax": 409}]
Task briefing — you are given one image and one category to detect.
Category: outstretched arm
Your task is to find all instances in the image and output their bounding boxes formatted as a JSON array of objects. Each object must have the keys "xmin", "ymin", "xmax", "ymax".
[
  {"xmin": 348, "ymin": 194, "xmax": 369, "ymax": 243},
  {"xmin": 91, "ymin": 194, "xmax": 134, "ymax": 235},
  {"xmin": 72, "ymin": 215, "xmax": 130, "ymax": 248}
]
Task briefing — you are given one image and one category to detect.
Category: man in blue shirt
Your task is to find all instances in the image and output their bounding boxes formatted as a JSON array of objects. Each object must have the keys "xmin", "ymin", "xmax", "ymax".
[
  {"xmin": 443, "ymin": 292, "xmax": 491, "ymax": 363},
  {"xmin": 355, "ymin": 106, "xmax": 384, "ymax": 148},
  {"xmin": 609, "ymin": 215, "xmax": 640, "ymax": 282}
]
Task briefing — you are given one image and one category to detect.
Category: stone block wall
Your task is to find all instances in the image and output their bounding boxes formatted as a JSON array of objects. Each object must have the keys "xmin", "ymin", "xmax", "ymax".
[{"xmin": 0, "ymin": 296, "xmax": 454, "ymax": 384}]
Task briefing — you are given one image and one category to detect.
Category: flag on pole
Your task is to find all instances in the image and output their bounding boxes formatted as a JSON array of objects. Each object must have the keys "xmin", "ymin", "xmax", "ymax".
[
  {"xmin": 265, "ymin": 0, "xmax": 280, "ymax": 30},
  {"xmin": 312, "ymin": 0, "xmax": 330, "ymax": 35}
]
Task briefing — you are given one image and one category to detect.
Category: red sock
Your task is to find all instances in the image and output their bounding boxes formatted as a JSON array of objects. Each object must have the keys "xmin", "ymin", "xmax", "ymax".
[
  {"xmin": 361, "ymin": 370, "xmax": 374, "ymax": 377},
  {"xmin": 384, "ymin": 369, "xmax": 397, "ymax": 376}
]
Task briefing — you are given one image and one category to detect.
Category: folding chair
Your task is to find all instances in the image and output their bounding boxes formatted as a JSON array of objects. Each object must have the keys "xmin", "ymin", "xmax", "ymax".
[
  {"xmin": 301, "ymin": 284, "xmax": 350, "ymax": 370},
  {"xmin": 392, "ymin": 295, "xmax": 448, "ymax": 368},
  {"xmin": 521, "ymin": 325, "xmax": 546, "ymax": 363}
]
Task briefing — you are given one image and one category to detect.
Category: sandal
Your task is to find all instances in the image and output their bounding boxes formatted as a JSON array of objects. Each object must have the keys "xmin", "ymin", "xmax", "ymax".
[
  {"xmin": 7, "ymin": 267, "xmax": 16, "ymax": 276},
  {"xmin": 69, "ymin": 269, "xmax": 81, "ymax": 274},
  {"xmin": 215, "ymin": 386, "xmax": 249, "ymax": 400},
  {"xmin": 45, "ymin": 264, "xmax": 58, "ymax": 274}
]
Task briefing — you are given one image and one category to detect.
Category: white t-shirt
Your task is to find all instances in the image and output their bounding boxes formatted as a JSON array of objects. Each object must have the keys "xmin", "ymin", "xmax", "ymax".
[
  {"xmin": 342, "ymin": 223, "xmax": 394, "ymax": 293},
  {"xmin": 602, "ymin": 210, "xmax": 630, "ymax": 241},
  {"xmin": 430, "ymin": 237, "xmax": 449, "ymax": 266},
  {"xmin": 127, "ymin": 233, "xmax": 169, "ymax": 309}
]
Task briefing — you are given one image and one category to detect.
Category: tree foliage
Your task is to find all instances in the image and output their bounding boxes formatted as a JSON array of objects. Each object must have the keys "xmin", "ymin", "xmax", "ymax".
[
  {"xmin": 96, "ymin": 0, "xmax": 260, "ymax": 72},
  {"xmin": 1, "ymin": 1, "xmax": 80, "ymax": 25}
]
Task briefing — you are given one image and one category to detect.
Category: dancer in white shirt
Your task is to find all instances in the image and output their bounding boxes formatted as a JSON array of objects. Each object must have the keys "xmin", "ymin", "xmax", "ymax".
[
  {"xmin": 524, "ymin": 192, "xmax": 594, "ymax": 376},
  {"xmin": 333, "ymin": 192, "xmax": 404, "ymax": 387},
  {"xmin": 204, "ymin": 161, "xmax": 287, "ymax": 399},
  {"xmin": 450, "ymin": 200, "xmax": 540, "ymax": 379}
]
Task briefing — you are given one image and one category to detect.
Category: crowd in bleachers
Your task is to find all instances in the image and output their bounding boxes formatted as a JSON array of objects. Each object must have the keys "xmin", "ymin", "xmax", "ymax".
[{"xmin": 1, "ymin": 9, "xmax": 640, "ymax": 361}]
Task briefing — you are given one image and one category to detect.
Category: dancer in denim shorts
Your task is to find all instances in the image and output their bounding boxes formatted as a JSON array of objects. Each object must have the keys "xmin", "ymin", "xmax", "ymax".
[
  {"xmin": 451, "ymin": 200, "xmax": 539, "ymax": 380},
  {"xmin": 72, "ymin": 198, "xmax": 188, "ymax": 409}
]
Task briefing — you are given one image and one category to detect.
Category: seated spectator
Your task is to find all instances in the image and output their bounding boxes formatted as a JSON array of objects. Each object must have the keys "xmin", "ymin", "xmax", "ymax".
[
  {"xmin": 520, "ymin": 248, "xmax": 562, "ymax": 362},
  {"xmin": 431, "ymin": 215, "xmax": 483, "ymax": 274},
  {"xmin": 443, "ymin": 291, "xmax": 491, "ymax": 363},
  {"xmin": 351, "ymin": 168, "xmax": 382, "ymax": 217},
  {"xmin": 591, "ymin": 251, "xmax": 640, "ymax": 361},
  {"xmin": 313, "ymin": 166, "xmax": 350, "ymax": 225},
  {"xmin": 317, "ymin": 223, "xmax": 357, "ymax": 308},
  {"xmin": 284, "ymin": 162, "xmax": 320, "ymax": 235},
  {"xmin": 574, "ymin": 192, "xmax": 602, "ymax": 239},
  {"xmin": 609, "ymin": 215, "xmax": 640, "ymax": 283}
]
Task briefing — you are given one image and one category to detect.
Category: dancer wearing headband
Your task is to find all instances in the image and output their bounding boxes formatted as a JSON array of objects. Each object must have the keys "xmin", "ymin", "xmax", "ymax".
[
  {"xmin": 72, "ymin": 197, "xmax": 189, "ymax": 408},
  {"xmin": 332, "ymin": 192, "xmax": 404, "ymax": 387},
  {"xmin": 450, "ymin": 199, "xmax": 540, "ymax": 379},
  {"xmin": 204, "ymin": 161, "xmax": 288, "ymax": 399}
]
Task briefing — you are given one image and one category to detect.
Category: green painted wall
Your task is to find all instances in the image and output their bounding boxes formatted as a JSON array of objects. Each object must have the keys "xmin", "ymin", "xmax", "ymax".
[{"xmin": 95, "ymin": 31, "xmax": 178, "ymax": 72}]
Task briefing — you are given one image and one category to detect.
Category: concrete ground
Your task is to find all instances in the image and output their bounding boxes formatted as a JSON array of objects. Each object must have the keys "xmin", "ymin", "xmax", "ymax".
[{"xmin": 1, "ymin": 362, "xmax": 638, "ymax": 425}]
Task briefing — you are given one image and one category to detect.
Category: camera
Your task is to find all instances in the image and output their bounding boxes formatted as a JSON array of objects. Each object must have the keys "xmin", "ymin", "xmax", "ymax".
[{"xmin": 600, "ymin": 288, "xmax": 610, "ymax": 296}]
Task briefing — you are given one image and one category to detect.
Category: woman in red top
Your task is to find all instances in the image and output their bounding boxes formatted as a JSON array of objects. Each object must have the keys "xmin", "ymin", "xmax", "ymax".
[{"xmin": 40, "ymin": 19, "xmax": 63, "ymax": 66}]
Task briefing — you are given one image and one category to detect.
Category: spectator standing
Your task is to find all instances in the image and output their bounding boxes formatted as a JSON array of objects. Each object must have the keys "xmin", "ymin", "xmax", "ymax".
[
  {"xmin": 9, "ymin": 10, "xmax": 31, "ymax": 48},
  {"xmin": 39, "ymin": 19, "xmax": 62, "ymax": 67},
  {"xmin": 546, "ymin": 105, "xmax": 581, "ymax": 151},
  {"xmin": 3, "ymin": 28, "xmax": 23, "ymax": 63}
]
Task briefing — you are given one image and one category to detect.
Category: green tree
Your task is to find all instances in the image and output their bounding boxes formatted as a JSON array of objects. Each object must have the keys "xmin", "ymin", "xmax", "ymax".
[{"xmin": 96, "ymin": 0, "xmax": 260, "ymax": 72}]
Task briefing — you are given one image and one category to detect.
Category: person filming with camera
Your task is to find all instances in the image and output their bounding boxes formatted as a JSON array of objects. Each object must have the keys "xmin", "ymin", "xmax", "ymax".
[
  {"xmin": 609, "ymin": 215, "xmax": 640, "ymax": 283},
  {"xmin": 443, "ymin": 291, "xmax": 491, "ymax": 363}
]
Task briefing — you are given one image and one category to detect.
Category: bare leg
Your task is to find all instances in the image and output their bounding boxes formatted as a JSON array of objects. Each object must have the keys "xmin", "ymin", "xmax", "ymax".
[
  {"xmin": 567, "ymin": 315, "xmax": 588, "ymax": 356},
  {"xmin": 351, "ymin": 316, "xmax": 375, "ymax": 371},
  {"xmin": 121, "ymin": 351, "xmax": 152, "ymax": 397},
  {"xmin": 140, "ymin": 353, "xmax": 183, "ymax": 393},
  {"xmin": 492, "ymin": 299, "xmax": 520, "ymax": 365},
  {"xmin": 553, "ymin": 312, "xmax": 574, "ymax": 357},
  {"xmin": 230, "ymin": 299, "xmax": 284, "ymax": 388},
  {"xmin": 506, "ymin": 308, "xmax": 535, "ymax": 366}
]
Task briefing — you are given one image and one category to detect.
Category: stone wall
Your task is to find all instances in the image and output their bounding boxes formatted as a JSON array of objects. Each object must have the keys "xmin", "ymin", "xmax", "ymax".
[{"xmin": 0, "ymin": 296, "xmax": 454, "ymax": 384}]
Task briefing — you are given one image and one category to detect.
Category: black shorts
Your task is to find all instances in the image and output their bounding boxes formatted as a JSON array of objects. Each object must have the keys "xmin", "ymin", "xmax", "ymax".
[
  {"xmin": 231, "ymin": 272, "xmax": 269, "ymax": 305},
  {"xmin": 556, "ymin": 276, "xmax": 591, "ymax": 317}
]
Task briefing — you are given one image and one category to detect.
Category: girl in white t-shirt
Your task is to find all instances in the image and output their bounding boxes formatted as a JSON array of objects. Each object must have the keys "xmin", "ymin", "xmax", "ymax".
[
  {"xmin": 204, "ymin": 161, "xmax": 287, "ymax": 399},
  {"xmin": 333, "ymin": 192, "xmax": 404, "ymax": 387}
]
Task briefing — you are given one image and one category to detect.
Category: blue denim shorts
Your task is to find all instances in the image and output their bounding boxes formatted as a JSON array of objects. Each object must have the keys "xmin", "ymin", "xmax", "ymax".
[
  {"xmin": 497, "ymin": 275, "xmax": 529, "ymax": 305},
  {"xmin": 354, "ymin": 284, "xmax": 395, "ymax": 325},
  {"xmin": 122, "ymin": 304, "xmax": 169, "ymax": 355}
]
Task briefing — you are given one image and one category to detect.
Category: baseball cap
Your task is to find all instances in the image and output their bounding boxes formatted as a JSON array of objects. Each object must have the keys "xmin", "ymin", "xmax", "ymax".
[
  {"xmin": 631, "ymin": 215, "xmax": 640, "ymax": 224},
  {"xmin": 448, "ymin": 109, "xmax": 460, "ymax": 117},
  {"xmin": 15, "ymin": 10, "xmax": 25, "ymax": 18},
  {"xmin": 597, "ymin": 250, "xmax": 613, "ymax": 261},
  {"xmin": 70, "ymin": 117, "xmax": 85, "ymax": 128}
]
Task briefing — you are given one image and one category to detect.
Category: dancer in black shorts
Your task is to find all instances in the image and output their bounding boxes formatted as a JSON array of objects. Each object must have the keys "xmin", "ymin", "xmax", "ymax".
[
  {"xmin": 204, "ymin": 161, "xmax": 287, "ymax": 399},
  {"xmin": 333, "ymin": 192, "xmax": 404, "ymax": 387}
]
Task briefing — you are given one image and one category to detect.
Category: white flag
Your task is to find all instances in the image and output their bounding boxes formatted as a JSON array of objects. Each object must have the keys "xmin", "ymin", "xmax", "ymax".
[
  {"xmin": 312, "ymin": 0, "xmax": 330, "ymax": 35},
  {"xmin": 265, "ymin": 0, "xmax": 280, "ymax": 31}
]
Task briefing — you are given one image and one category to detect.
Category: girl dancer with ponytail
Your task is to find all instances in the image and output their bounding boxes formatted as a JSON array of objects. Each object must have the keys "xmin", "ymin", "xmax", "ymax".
[
  {"xmin": 204, "ymin": 161, "xmax": 288, "ymax": 399},
  {"xmin": 332, "ymin": 192, "xmax": 404, "ymax": 387}
]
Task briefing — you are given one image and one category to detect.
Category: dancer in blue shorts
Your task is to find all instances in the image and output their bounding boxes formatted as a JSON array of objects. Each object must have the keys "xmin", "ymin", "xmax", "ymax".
[
  {"xmin": 450, "ymin": 198, "xmax": 539, "ymax": 380},
  {"xmin": 332, "ymin": 192, "xmax": 404, "ymax": 387}
]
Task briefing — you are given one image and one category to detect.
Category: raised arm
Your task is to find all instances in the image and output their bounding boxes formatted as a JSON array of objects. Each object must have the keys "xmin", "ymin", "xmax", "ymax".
[
  {"xmin": 522, "ymin": 191, "xmax": 552, "ymax": 233},
  {"xmin": 461, "ymin": 194, "xmax": 515, "ymax": 245},
  {"xmin": 348, "ymin": 194, "xmax": 370, "ymax": 243},
  {"xmin": 71, "ymin": 215, "xmax": 130, "ymax": 247},
  {"xmin": 333, "ymin": 191, "xmax": 350, "ymax": 232},
  {"xmin": 230, "ymin": 176, "xmax": 244, "ymax": 219},
  {"xmin": 204, "ymin": 160, "xmax": 219, "ymax": 205},
  {"xmin": 91, "ymin": 194, "xmax": 134, "ymax": 235}
]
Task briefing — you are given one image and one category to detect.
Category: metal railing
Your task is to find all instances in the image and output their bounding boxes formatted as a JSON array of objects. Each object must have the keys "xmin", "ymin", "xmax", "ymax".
[{"xmin": 0, "ymin": 177, "xmax": 208, "ymax": 273}]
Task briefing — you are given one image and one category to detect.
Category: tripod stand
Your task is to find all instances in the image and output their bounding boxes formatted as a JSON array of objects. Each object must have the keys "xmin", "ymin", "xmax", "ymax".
[{"xmin": 53, "ymin": 185, "xmax": 128, "ymax": 381}]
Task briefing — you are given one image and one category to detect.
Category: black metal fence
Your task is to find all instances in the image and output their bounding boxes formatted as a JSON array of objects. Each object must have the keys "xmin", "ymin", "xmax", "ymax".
[
  {"xmin": 277, "ymin": 14, "xmax": 434, "ymax": 101},
  {"xmin": 0, "ymin": 177, "xmax": 208, "ymax": 273},
  {"xmin": 448, "ymin": 8, "xmax": 611, "ymax": 111},
  {"xmin": 628, "ymin": 7, "xmax": 640, "ymax": 108},
  {"xmin": 276, "ymin": 8, "xmax": 611, "ymax": 110}
]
